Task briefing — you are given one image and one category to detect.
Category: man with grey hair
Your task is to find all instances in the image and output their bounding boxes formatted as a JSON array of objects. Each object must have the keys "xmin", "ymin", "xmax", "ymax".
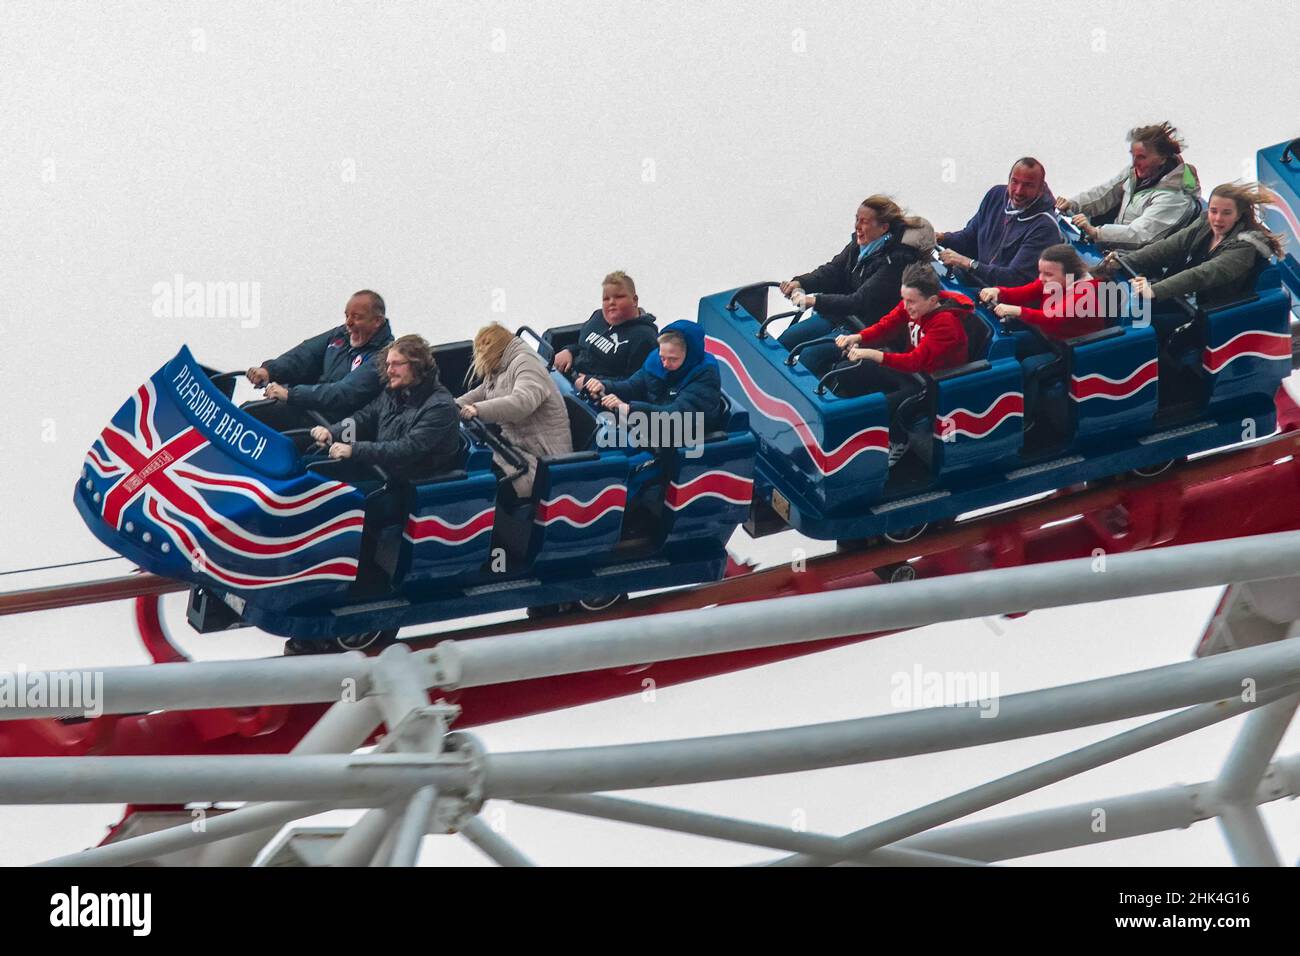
[{"xmin": 247, "ymin": 289, "xmax": 395, "ymax": 422}]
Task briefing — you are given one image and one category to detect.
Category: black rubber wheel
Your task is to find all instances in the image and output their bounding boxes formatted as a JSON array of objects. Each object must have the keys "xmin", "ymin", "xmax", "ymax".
[
  {"xmin": 334, "ymin": 628, "xmax": 400, "ymax": 653},
  {"xmin": 875, "ymin": 562, "xmax": 917, "ymax": 584},
  {"xmin": 526, "ymin": 602, "xmax": 574, "ymax": 620}
]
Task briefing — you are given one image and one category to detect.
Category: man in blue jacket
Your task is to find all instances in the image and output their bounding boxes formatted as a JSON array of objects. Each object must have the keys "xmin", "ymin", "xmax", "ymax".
[
  {"xmin": 586, "ymin": 320, "xmax": 726, "ymax": 439},
  {"xmin": 246, "ymin": 289, "xmax": 395, "ymax": 423},
  {"xmin": 936, "ymin": 158, "xmax": 1062, "ymax": 287}
]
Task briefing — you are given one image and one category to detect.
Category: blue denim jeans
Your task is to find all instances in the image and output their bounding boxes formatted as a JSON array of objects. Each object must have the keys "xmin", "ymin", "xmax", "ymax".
[{"xmin": 777, "ymin": 312, "xmax": 851, "ymax": 379}]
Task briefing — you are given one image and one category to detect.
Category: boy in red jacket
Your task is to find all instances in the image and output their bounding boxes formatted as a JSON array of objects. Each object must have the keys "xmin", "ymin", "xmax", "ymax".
[
  {"xmin": 827, "ymin": 263, "xmax": 973, "ymax": 464},
  {"xmin": 830, "ymin": 262, "xmax": 972, "ymax": 388}
]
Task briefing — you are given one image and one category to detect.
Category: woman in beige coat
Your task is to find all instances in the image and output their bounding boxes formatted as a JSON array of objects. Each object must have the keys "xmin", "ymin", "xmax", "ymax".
[{"xmin": 458, "ymin": 323, "xmax": 573, "ymax": 496}]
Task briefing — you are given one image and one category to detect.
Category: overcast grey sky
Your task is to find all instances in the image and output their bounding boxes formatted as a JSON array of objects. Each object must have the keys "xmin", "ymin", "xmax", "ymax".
[{"xmin": 1, "ymin": 0, "xmax": 1298, "ymax": 865}]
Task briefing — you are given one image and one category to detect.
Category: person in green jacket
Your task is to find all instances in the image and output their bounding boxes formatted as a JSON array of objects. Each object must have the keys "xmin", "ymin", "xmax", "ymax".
[{"xmin": 1097, "ymin": 182, "xmax": 1285, "ymax": 310}]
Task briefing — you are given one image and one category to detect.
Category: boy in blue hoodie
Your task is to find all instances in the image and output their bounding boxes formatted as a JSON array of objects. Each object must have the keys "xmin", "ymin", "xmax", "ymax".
[{"xmin": 585, "ymin": 320, "xmax": 726, "ymax": 438}]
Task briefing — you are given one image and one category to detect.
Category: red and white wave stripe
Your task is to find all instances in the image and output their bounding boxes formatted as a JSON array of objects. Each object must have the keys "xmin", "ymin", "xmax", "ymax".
[
  {"xmin": 1202, "ymin": 329, "xmax": 1291, "ymax": 374},
  {"xmin": 665, "ymin": 470, "xmax": 754, "ymax": 511},
  {"xmin": 705, "ymin": 335, "xmax": 888, "ymax": 474},
  {"xmin": 173, "ymin": 464, "xmax": 356, "ymax": 516},
  {"xmin": 936, "ymin": 391, "xmax": 1024, "ymax": 439},
  {"xmin": 1071, "ymin": 359, "xmax": 1159, "ymax": 402},
  {"xmin": 535, "ymin": 484, "xmax": 627, "ymax": 528},
  {"xmin": 404, "ymin": 506, "xmax": 496, "ymax": 545},
  {"xmin": 136, "ymin": 383, "xmax": 160, "ymax": 451},
  {"xmin": 1266, "ymin": 191, "xmax": 1300, "ymax": 239},
  {"xmin": 146, "ymin": 495, "xmax": 358, "ymax": 589}
]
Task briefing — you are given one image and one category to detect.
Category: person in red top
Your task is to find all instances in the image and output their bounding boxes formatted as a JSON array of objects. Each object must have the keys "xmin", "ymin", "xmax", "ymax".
[
  {"xmin": 978, "ymin": 243, "xmax": 1106, "ymax": 346},
  {"xmin": 823, "ymin": 264, "xmax": 973, "ymax": 463},
  {"xmin": 828, "ymin": 263, "xmax": 972, "ymax": 391}
]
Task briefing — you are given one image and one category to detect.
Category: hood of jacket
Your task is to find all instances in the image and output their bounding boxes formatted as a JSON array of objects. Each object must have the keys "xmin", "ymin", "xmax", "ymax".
[
  {"xmin": 1133, "ymin": 159, "xmax": 1200, "ymax": 197},
  {"xmin": 898, "ymin": 217, "xmax": 936, "ymax": 256},
  {"xmin": 644, "ymin": 319, "xmax": 717, "ymax": 384},
  {"xmin": 1009, "ymin": 185, "xmax": 1058, "ymax": 222},
  {"xmin": 496, "ymin": 335, "xmax": 547, "ymax": 377},
  {"xmin": 613, "ymin": 309, "xmax": 658, "ymax": 332},
  {"xmin": 924, "ymin": 290, "xmax": 976, "ymax": 322}
]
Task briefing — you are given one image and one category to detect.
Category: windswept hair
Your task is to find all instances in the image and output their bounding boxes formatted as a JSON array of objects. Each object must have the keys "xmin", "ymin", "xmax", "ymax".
[
  {"xmin": 900, "ymin": 262, "xmax": 942, "ymax": 298},
  {"xmin": 467, "ymin": 322, "xmax": 515, "ymax": 385},
  {"xmin": 1127, "ymin": 122, "xmax": 1185, "ymax": 158},
  {"xmin": 380, "ymin": 334, "xmax": 436, "ymax": 385},
  {"xmin": 860, "ymin": 194, "xmax": 928, "ymax": 232},
  {"xmin": 1209, "ymin": 182, "xmax": 1287, "ymax": 257}
]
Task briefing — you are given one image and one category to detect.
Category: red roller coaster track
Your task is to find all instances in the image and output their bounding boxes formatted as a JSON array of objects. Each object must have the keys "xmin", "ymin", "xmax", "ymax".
[{"xmin": 2, "ymin": 386, "xmax": 1298, "ymax": 762}]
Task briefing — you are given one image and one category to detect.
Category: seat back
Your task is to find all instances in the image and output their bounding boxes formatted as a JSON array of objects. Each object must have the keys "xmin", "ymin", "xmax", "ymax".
[
  {"xmin": 962, "ymin": 309, "xmax": 994, "ymax": 363},
  {"xmin": 564, "ymin": 394, "xmax": 600, "ymax": 451}
]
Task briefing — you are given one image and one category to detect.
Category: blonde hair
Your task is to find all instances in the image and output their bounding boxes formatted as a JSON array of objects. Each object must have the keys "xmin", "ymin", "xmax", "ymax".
[
  {"xmin": 602, "ymin": 270, "xmax": 637, "ymax": 296},
  {"xmin": 1209, "ymin": 182, "xmax": 1286, "ymax": 257},
  {"xmin": 468, "ymin": 322, "xmax": 514, "ymax": 385},
  {"xmin": 859, "ymin": 194, "xmax": 927, "ymax": 231}
]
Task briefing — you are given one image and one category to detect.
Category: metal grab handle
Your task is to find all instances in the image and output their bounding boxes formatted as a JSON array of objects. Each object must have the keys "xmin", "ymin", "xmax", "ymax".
[
  {"xmin": 786, "ymin": 335, "xmax": 844, "ymax": 367},
  {"xmin": 757, "ymin": 309, "xmax": 804, "ymax": 340},
  {"xmin": 1000, "ymin": 315, "xmax": 1066, "ymax": 359},
  {"xmin": 726, "ymin": 282, "xmax": 783, "ymax": 314},
  {"xmin": 465, "ymin": 418, "xmax": 528, "ymax": 470},
  {"xmin": 815, "ymin": 359, "xmax": 862, "ymax": 395},
  {"xmin": 931, "ymin": 245, "xmax": 955, "ymax": 280},
  {"xmin": 1115, "ymin": 254, "xmax": 1200, "ymax": 323}
]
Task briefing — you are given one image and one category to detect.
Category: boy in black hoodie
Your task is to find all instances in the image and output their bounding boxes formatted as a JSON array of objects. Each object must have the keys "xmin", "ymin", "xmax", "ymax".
[{"xmin": 553, "ymin": 271, "xmax": 660, "ymax": 384}]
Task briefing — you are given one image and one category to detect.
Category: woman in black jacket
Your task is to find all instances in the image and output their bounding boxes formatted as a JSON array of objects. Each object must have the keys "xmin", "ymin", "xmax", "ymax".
[{"xmin": 778, "ymin": 195, "xmax": 936, "ymax": 378}]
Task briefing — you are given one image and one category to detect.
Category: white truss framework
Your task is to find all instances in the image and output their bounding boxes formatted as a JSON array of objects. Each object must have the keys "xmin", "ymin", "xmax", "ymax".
[{"xmin": 21, "ymin": 528, "xmax": 1300, "ymax": 867}]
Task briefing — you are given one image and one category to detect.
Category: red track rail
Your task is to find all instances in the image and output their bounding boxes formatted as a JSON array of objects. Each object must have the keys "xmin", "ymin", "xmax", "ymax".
[{"xmin": 3, "ymin": 388, "xmax": 1298, "ymax": 758}]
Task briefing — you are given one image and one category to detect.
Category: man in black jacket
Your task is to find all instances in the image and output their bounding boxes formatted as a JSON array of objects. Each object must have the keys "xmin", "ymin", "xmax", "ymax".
[
  {"xmin": 248, "ymin": 289, "xmax": 395, "ymax": 424},
  {"xmin": 310, "ymin": 334, "xmax": 460, "ymax": 482},
  {"xmin": 552, "ymin": 271, "xmax": 660, "ymax": 384}
]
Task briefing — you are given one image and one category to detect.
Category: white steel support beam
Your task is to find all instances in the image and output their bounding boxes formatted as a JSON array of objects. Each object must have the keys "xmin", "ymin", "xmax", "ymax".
[
  {"xmin": 6, "ymin": 533, "xmax": 1300, "ymax": 724},
  {"xmin": 0, "ymin": 753, "xmax": 469, "ymax": 805},
  {"xmin": 476, "ymin": 655, "xmax": 1300, "ymax": 797},
  {"xmin": 459, "ymin": 815, "xmax": 536, "ymax": 867},
  {"xmin": 768, "ymin": 688, "xmax": 1294, "ymax": 866},
  {"xmin": 197, "ymin": 696, "xmax": 382, "ymax": 867},
  {"xmin": 516, "ymin": 795, "xmax": 987, "ymax": 866},
  {"xmin": 1211, "ymin": 691, "xmax": 1299, "ymax": 865},
  {"xmin": 35, "ymin": 800, "xmax": 340, "ymax": 867},
  {"xmin": 434, "ymin": 532, "xmax": 1300, "ymax": 690}
]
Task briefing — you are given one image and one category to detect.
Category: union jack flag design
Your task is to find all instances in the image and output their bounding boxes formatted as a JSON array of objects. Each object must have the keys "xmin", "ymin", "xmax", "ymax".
[{"xmin": 77, "ymin": 351, "xmax": 366, "ymax": 593}]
